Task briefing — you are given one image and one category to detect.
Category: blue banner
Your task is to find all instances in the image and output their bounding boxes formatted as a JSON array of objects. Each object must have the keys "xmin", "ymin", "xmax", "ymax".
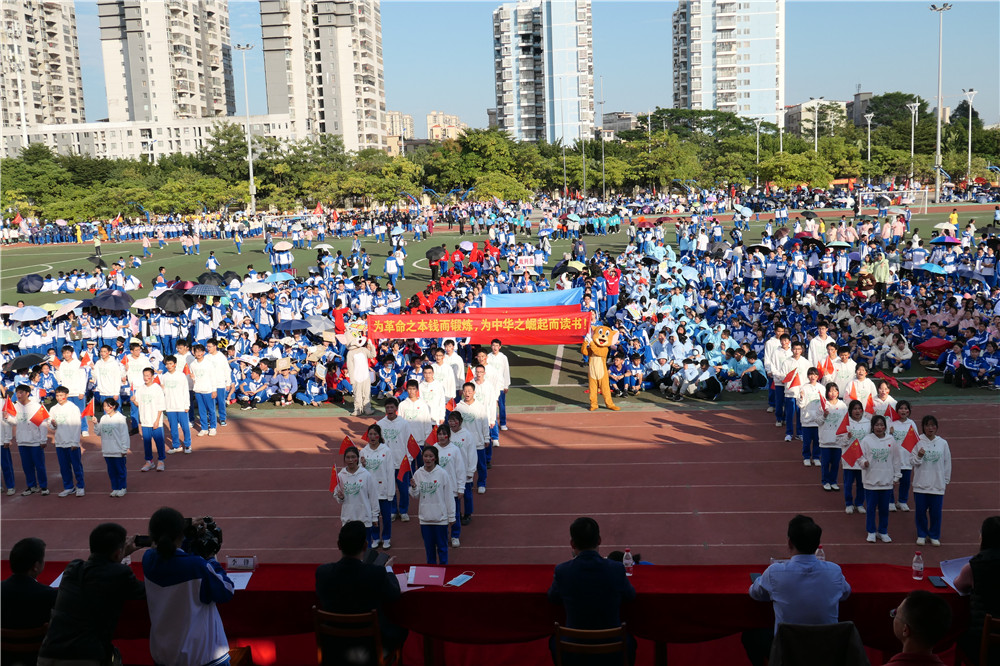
[{"xmin": 481, "ymin": 288, "xmax": 583, "ymax": 309}]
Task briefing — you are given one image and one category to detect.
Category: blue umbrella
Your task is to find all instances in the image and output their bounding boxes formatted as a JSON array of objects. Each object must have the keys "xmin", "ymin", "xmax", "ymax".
[
  {"xmin": 265, "ymin": 272, "xmax": 294, "ymax": 283},
  {"xmin": 10, "ymin": 305, "xmax": 49, "ymax": 322},
  {"xmin": 848, "ymin": 252, "xmax": 862, "ymax": 262},
  {"xmin": 930, "ymin": 236, "xmax": 961, "ymax": 245},
  {"xmin": 186, "ymin": 284, "xmax": 227, "ymax": 297},
  {"xmin": 917, "ymin": 263, "xmax": 946, "ymax": 275},
  {"xmin": 680, "ymin": 266, "xmax": 699, "ymax": 281},
  {"xmin": 567, "ymin": 213, "xmax": 581, "ymax": 222},
  {"xmin": 735, "ymin": 205, "xmax": 753, "ymax": 217},
  {"xmin": 273, "ymin": 320, "xmax": 309, "ymax": 332}
]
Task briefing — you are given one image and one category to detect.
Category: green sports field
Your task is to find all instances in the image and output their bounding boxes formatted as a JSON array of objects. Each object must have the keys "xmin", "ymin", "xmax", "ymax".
[{"xmin": 1, "ymin": 205, "xmax": 995, "ymax": 408}]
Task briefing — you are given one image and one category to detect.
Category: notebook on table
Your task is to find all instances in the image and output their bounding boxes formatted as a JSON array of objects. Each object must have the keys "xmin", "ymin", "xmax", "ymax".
[{"xmin": 407, "ymin": 566, "xmax": 447, "ymax": 586}]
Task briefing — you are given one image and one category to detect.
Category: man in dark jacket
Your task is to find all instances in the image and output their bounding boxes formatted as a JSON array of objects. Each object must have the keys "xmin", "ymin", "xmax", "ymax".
[
  {"xmin": 37, "ymin": 523, "xmax": 145, "ymax": 666},
  {"xmin": 315, "ymin": 521, "xmax": 405, "ymax": 665},
  {"xmin": 548, "ymin": 517, "xmax": 636, "ymax": 665},
  {"xmin": 2, "ymin": 537, "xmax": 58, "ymax": 666}
]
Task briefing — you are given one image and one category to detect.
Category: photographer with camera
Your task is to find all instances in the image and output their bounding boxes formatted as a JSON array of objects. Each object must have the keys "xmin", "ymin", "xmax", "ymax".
[{"xmin": 142, "ymin": 507, "xmax": 234, "ymax": 666}]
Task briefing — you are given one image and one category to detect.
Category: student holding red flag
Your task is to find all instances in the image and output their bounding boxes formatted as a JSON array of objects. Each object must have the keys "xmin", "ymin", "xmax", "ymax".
[
  {"xmin": 889, "ymin": 400, "xmax": 917, "ymax": 512},
  {"xmin": 55, "ymin": 345, "xmax": 90, "ymax": 436},
  {"xmin": 333, "ymin": 446, "xmax": 379, "ymax": 532},
  {"xmin": 408, "ymin": 446, "xmax": 455, "ymax": 565},
  {"xmin": 455, "ymin": 382, "xmax": 491, "ymax": 495},
  {"xmin": 818, "ymin": 382, "xmax": 847, "ymax": 491},
  {"xmin": 871, "ymin": 381, "xmax": 898, "ymax": 421},
  {"xmin": 360, "ymin": 424, "xmax": 395, "ymax": 550},
  {"xmin": 858, "ymin": 415, "xmax": 901, "ymax": 543},
  {"xmin": 846, "ymin": 364, "xmax": 877, "ymax": 412},
  {"xmin": 841, "ymin": 399, "xmax": 871, "ymax": 515},
  {"xmin": 2, "ymin": 388, "xmax": 16, "ymax": 495},
  {"xmin": 777, "ymin": 341, "xmax": 810, "ymax": 442},
  {"xmin": 910, "ymin": 415, "xmax": 952, "ymax": 547},
  {"xmin": 5, "ymin": 385, "xmax": 50, "ymax": 496},
  {"xmin": 432, "ymin": 423, "xmax": 467, "ymax": 548},
  {"xmin": 796, "ymin": 368, "xmax": 824, "ymax": 467},
  {"xmin": 47, "ymin": 386, "xmax": 85, "ymax": 497}
]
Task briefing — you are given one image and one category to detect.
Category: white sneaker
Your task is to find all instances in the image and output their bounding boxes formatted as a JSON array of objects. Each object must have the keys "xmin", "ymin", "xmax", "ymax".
[
  {"xmin": 802, "ymin": 459, "xmax": 811, "ymax": 466},
  {"xmin": 888, "ymin": 503, "xmax": 896, "ymax": 512},
  {"xmin": 381, "ymin": 539, "xmax": 390, "ymax": 549},
  {"xmin": 831, "ymin": 484, "xmax": 840, "ymax": 490},
  {"xmin": 812, "ymin": 459, "xmax": 820, "ymax": 466},
  {"xmin": 500, "ymin": 425, "xmax": 509, "ymax": 431},
  {"xmin": 167, "ymin": 447, "xmax": 181, "ymax": 455},
  {"xmin": 898, "ymin": 502, "xmax": 910, "ymax": 512},
  {"xmin": 822, "ymin": 483, "xmax": 832, "ymax": 491},
  {"xmin": 58, "ymin": 488, "xmax": 76, "ymax": 497},
  {"xmin": 118, "ymin": 488, "xmax": 127, "ymax": 496},
  {"xmin": 156, "ymin": 461, "xmax": 165, "ymax": 472},
  {"xmin": 845, "ymin": 505, "xmax": 855, "ymax": 514},
  {"xmin": 775, "ymin": 420, "xmax": 783, "ymax": 427},
  {"xmin": 477, "ymin": 486, "xmax": 486, "ymax": 494},
  {"xmin": 198, "ymin": 430, "xmax": 209, "ymax": 437},
  {"xmin": 491, "ymin": 438, "xmax": 499, "ymax": 446},
  {"xmin": 916, "ymin": 537, "xmax": 926, "ymax": 545},
  {"xmin": 930, "ymin": 539, "xmax": 941, "ymax": 546},
  {"xmin": 766, "ymin": 406, "xmax": 775, "ymax": 413},
  {"xmin": 879, "ymin": 533, "xmax": 892, "ymax": 543},
  {"xmin": 208, "ymin": 428, "xmax": 217, "ymax": 436},
  {"xmin": 785, "ymin": 435, "xmax": 793, "ymax": 442},
  {"xmin": 451, "ymin": 538, "xmax": 460, "ymax": 548},
  {"xmin": 110, "ymin": 489, "xmax": 119, "ymax": 497},
  {"xmin": 75, "ymin": 488, "xmax": 85, "ymax": 497},
  {"xmin": 866, "ymin": 532, "xmax": 877, "ymax": 543},
  {"xmin": 140, "ymin": 461, "xmax": 155, "ymax": 472},
  {"xmin": 5, "ymin": 488, "xmax": 14, "ymax": 496},
  {"xmin": 856, "ymin": 505, "xmax": 866, "ymax": 514},
  {"xmin": 184, "ymin": 447, "xmax": 192, "ymax": 454},
  {"xmin": 399, "ymin": 513, "xmax": 410, "ymax": 522}
]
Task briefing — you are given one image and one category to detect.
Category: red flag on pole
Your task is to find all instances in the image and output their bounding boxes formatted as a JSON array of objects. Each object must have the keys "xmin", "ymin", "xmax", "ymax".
[
  {"xmin": 360, "ymin": 429, "xmax": 369, "ymax": 443},
  {"xmin": 397, "ymin": 455, "xmax": 411, "ymax": 482},
  {"xmin": 2, "ymin": 397, "xmax": 16, "ymax": 419},
  {"xmin": 446, "ymin": 398, "xmax": 456, "ymax": 412},
  {"xmin": 886, "ymin": 404, "xmax": 900, "ymax": 422},
  {"xmin": 836, "ymin": 414, "xmax": 850, "ymax": 436},
  {"xmin": 865, "ymin": 394, "xmax": 875, "ymax": 415},
  {"xmin": 80, "ymin": 352, "xmax": 92, "ymax": 366},
  {"xmin": 782, "ymin": 369, "xmax": 797, "ymax": 386},
  {"xmin": 465, "ymin": 366, "xmax": 474, "ymax": 383},
  {"xmin": 81, "ymin": 399, "xmax": 95, "ymax": 417},
  {"xmin": 425, "ymin": 425, "xmax": 438, "ymax": 446},
  {"xmin": 29, "ymin": 404, "xmax": 49, "ymax": 427},
  {"xmin": 338, "ymin": 436, "xmax": 354, "ymax": 455},
  {"xmin": 313, "ymin": 202, "xmax": 324, "ymax": 215},
  {"xmin": 788, "ymin": 373, "xmax": 801, "ymax": 389},
  {"xmin": 407, "ymin": 434, "xmax": 421, "ymax": 460},
  {"xmin": 849, "ymin": 384, "xmax": 858, "ymax": 401},
  {"xmin": 901, "ymin": 426, "xmax": 919, "ymax": 453},
  {"xmin": 841, "ymin": 439, "xmax": 863, "ymax": 467},
  {"xmin": 329, "ymin": 464, "xmax": 339, "ymax": 492}
]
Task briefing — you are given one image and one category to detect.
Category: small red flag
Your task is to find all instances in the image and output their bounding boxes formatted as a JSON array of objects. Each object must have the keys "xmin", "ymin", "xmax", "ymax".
[
  {"xmin": 50, "ymin": 357, "xmax": 61, "ymax": 369},
  {"xmin": 338, "ymin": 436, "xmax": 354, "ymax": 455},
  {"xmin": 38, "ymin": 389, "xmax": 46, "ymax": 398},
  {"xmin": 29, "ymin": 404, "xmax": 49, "ymax": 427},
  {"xmin": 397, "ymin": 455, "xmax": 411, "ymax": 482},
  {"xmin": 81, "ymin": 399, "xmax": 95, "ymax": 417},
  {"xmin": 426, "ymin": 425, "xmax": 438, "ymax": 446},
  {"xmin": 822, "ymin": 357, "xmax": 835, "ymax": 377},
  {"xmin": 836, "ymin": 414, "xmax": 850, "ymax": 436},
  {"xmin": 842, "ymin": 439, "xmax": 863, "ymax": 467},
  {"xmin": 329, "ymin": 464, "xmax": 339, "ymax": 492},
  {"xmin": 182, "ymin": 363, "xmax": 191, "ymax": 376},
  {"xmin": 819, "ymin": 395, "xmax": 828, "ymax": 413},
  {"xmin": 865, "ymin": 394, "xmax": 875, "ymax": 415},
  {"xmin": 407, "ymin": 434, "xmax": 421, "ymax": 460},
  {"xmin": 783, "ymin": 369, "xmax": 797, "ymax": 385},
  {"xmin": 901, "ymin": 426, "xmax": 919, "ymax": 453},
  {"xmin": 3, "ymin": 397, "xmax": 16, "ymax": 419},
  {"xmin": 80, "ymin": 352, "xmax": 92, "ymax": 366},
  {"xmin": 789, "ymin": 373, "xmax": 801, "ymax": 389},
  {"xmin": 886, "ymin": 404, "xmax": 900, "ymax": 422},
  {"xmin": 465, "ymin": 366, "xmax": 474, "ymax": 383},
  {"xmin": 849, "ymin": 384, "xmax": 858, "ymax": 401},
  {"xmin": 446, "ymin": 398, "xmax": 456, "ymax": 412},
  {"xmin": 361, "ymin": 429, "xmax": 369, "ymax": 442}
]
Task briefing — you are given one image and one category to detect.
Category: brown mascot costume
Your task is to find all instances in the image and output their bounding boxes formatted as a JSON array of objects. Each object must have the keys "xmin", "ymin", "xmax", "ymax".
[{"xmin": 580, "ymin": 325, "xmax": 620, "ymax": 411}]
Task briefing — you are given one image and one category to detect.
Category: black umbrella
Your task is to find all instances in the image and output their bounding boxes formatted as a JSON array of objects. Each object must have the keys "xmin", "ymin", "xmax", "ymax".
[
  {"xmin": 425, "ymin": 247, "xmax": 446, "ymax": 262},
  {"xmin": 198, "ymin": 272, "xmax": 225, "ymax": 287},
  {"xmin": 710, "ymin": 241, "xmax": 731, "ymax": 254},
  {"xmin": 801, "ymin": 211, "xmax": 818, "ymax": 219},
  {"xmin": 985, "ymin": 238, "xmax": 1000, "ymax": 252},
  {"xmin": 981, "ymin": 226, "xmax": 1000, "ymax": 235},
  {"xmin": 640, "ymin": 256, "xmax": 661, "ymax": 267},
  {"xmin": 92, "ymin": 289, "xmax": 134, "ymax": 311},
  {"xmin": 86, "ymin": 256, "xmax": 108, "ymax": 268},
  {"xmin": 3, "ymin": 353, "xmax": 46, "ymax": 373},
  {"xmin": 800, "ymin": 237, "xmax": 826, "ymax": 252},
  {"xmin": 747, "ymin": 244, "xmax": 772, "ymax": 255},
  {"xmin": 876, "ymin": 195, "xmax": 892, "ymax": 207},
  {"xmin": 16, "ymin": 274, "xmax": 44, "ymax": 293},
  {"xmin": 155, "ymin": 289, "xmax": 193, "ymax": 314},
  {"xmin": 222, "ymin": 270, "xmax": 242, "ymax": 285}
]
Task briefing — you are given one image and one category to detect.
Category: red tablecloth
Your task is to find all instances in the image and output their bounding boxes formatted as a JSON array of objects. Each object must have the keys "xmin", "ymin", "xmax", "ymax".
[{"xmin": 4, "ymin": 561, "xmax": 967, "ymax": 657}]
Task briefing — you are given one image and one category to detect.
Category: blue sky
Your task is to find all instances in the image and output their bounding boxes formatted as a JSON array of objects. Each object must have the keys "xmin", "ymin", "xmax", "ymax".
[{"xmin": 76, "ymin": 1, "xmax": 998, "ymax": 138}]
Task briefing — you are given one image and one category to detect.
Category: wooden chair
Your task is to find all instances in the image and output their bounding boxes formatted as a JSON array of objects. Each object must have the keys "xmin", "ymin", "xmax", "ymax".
[
  {"xmin": 1, "ymin": 623, "xmax": 49, "ymax": 665},
  {"xmin": 768, "ymin": 621, "xmax": 867, "ymax": 666},
  {"xmin": 313, "ymin": 606, "xmax": 400, "ymax": 666},
  {"xmin": 955, "ymin": 613, "xmax": 1000, "ymax": 666},
  {"xmin": 552, "ymin": 622, "xmax": 629, "ymax": 666}
]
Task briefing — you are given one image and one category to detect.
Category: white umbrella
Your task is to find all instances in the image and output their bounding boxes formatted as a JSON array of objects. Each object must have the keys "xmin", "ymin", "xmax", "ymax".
[
  {"xmin": 241, "ymin": 282, "xmax": 273, "ymax": 295},
  {"xmin": 132, "ymin": 297, "xmax": 158, "ymax": 310},
  {"xmin": 315, "ymin": 244, "xmax": 334, "ymax": 250},
  {"xmin": 0, "ymin": 305, "xmax": 18, "ymax": 315},
  {"xmin": 53, "ymin": 300, "xmax": 83, "ymax": 319},
  {"xmin": 274, "ymin": 241, "xmax": 293, "ymax": 251},
  {"xmin": 934, "ymin": 222, "xmax": 956, "ymax": 232}
]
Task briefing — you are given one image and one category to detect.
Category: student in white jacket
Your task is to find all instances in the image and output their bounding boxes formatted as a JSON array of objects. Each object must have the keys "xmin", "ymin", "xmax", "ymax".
[
  {"xmin": 418, "ymin": 366, "xmax": 447, "ymax": 426},
  {"xmin": 94, "ymin": 397, "xmax": 130, "ymax": 496},
  {"xmin": 55, "ymin": 345, "xmax": 89, "ymax": 435},
  {"xmin": 7, "ymin": 385, "xmax": 49, "ymax": 495},
  {"xmin": 778, "ymin": 341, "xmax": 812, "ymax": 442},
  {"xmin": 433, "ymin": 424, "xmax": 467, "ymax": 548},
  {"xmin": 842, "ymin": 400, "xmax": 871, "ymax": 515},
  {"xmin": 134, "ymin": 368, "xmax": 167, "ymax": 472},
  {"xmin": 409, "ymin": 446, "xmax": 455, "ymax": 565},
  {"xmin": 455, "ymin": 382, "xmax": 490, "ymax": 494},
  {"xmin": 376, "ymin": 398, "xmax": 413, "ymax": 522},
  {"xmin": 188, "ymin": 344, "xmax": 218, "ymax": 436},
  {"xmin": 334, "ymin": 446, "xmax": 379, "ymax": 529},
  {"xmin": 859, "ymin": 415, "xmax": 901, "ymax": 543},
  {"xmin": 446, "ymin": 411, "xmax": 478, "ymax": 525},
  {"xmin": 889, "ymin": 400, "xmax": 917, "ymax": 512},
  {"xmin": 399, "ymin": 380, "xmax": 432, "ymax": 444},
  {"xmin": 910, "ymin": 415, "xmax": 952, "ymax": 547},
  {"xmin": 47, "ymin": 386, "xmax": 85, "ymax": 496},
  {"xmin": 796, "ymin": 368, "xmax": 824, "ymax": 466},
  {"xmin": 360, "ymin": 425, "xmax": 395, "ymax": 550},
  {"xmin": 161, "ymin": 356, "xmax": 193, "ymax": 453},
  {"xmin": 818, "ymin": 382, "xmax": 848, "ymax": 491}
]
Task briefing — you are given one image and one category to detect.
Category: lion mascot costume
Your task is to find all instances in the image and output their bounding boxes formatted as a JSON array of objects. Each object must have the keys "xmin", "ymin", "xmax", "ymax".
[
  {"xmin": 580, "ymin": 325, "xmax": 620, "ymax": 411},
  {"xmin": 338, "ymin": 321, "xmax": 376, "ymax": 416}
]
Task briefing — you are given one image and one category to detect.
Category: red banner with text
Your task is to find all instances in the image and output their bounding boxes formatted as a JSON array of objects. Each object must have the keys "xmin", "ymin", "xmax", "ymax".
[{"xmin": 368, "ymin": 306, "xmax": 591, "ymax": 345}]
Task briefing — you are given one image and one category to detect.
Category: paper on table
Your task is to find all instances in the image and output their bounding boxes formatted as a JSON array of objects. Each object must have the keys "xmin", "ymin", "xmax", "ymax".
[
  {"xmin": 939, "ymin": 556, "xmax": 972, "ymax": 596},
  {"xmin": 396, "ymin": 572, "xmax": 423, "ymax": 594},
  {"xmin": 227, "ymin": 571, "xmax": 253, "ymax": 591},
  {"xmin": 49, "ymin": 571, "xmax": 64, "ymax": 588}
]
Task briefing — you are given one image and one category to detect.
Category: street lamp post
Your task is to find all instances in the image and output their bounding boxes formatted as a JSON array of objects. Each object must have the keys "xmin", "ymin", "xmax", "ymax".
[
  {"xmin": 962, "ymin": 88, "xmax": 977, "ymax": 185},
  {"xmin": 906, "ymin": 102, "xmax": 919, "ymax": 185},
  {"xmin": 810, "ymin": 96, "xmax": 824, "ymax": 151},
  {"xmin": 930, "ymin": 3, "xmax": 952, "ymax": 204},
  {"xmin": 599, "ymin": 76, "xmax": 606, "ymax": 203},
  {"xmin": 753, "ymin": 118, "xmax": 763, "ymax": 188},
  {"xmin": 864, "ymin": 113, "xmax": 874, "ymax": 183},
  {"xmin": 234, "ymin": 44, "xmax": 256, "ymax": 214}
]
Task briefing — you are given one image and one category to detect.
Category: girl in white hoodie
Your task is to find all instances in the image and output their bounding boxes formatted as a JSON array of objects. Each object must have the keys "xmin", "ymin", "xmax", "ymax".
[
  {"xmin": 94, "ymin": 397, "xmax": 130, "ymax": 497},
  {"xmin": 433, "ymin": 424, "xmax": 467, "ymax": 549},
  {"xmin": 409, "ymin": 447, "xmax": 455, "ymax": 564},
  {"xmin": 842, "ymin": 400, "xmax": 871, "ymax": 515},
  {"xmin": 859, "ymin": 415, "xmax": 901, "ymax": 543},
  {"xmin": 818, "ymin": 382, "xmax": 847, "ymax": 491},
  {"xmin": 334, "ymin": 446, "xmax": 379, "ymax": 529},
  {"xmin": 360, "ymin": 425, "xmax": 395, "ymax": 550},
  {"xmin": 889, "ymin": 400, "xmax": 917, "ymax": 512},
  {"xmin": 796, "ymin": 368, "xmax": 824, "ymax": 466},
  {"xmin": 910, "ymin": 415, "xmax": 951, "ymax": 547}
]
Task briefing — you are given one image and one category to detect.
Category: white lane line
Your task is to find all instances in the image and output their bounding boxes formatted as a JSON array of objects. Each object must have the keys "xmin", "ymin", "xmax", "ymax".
[{"xmin": 549, "ymin": 344, "xmax": 565, "ymax": 385}]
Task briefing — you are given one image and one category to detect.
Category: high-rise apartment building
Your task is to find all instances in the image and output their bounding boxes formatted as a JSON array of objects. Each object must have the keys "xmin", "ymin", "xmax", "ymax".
[
  {"xmin": 492, "ymin": 0, "xmax": 593, "ymax": 144},
  {"xmin": 2, "ymin": 0, "xmax": 85, "ymax": 145},
  {"xmin": 386, "ymin": 110, "xmax": 414, "ymax": 138},
  {"xmin": 97, "ymin": 0, "xmax": 235, "ymax": 123},
  {"xmin": 259, "ymin": 0, "xmax": 386, "ymax": 152},
  {"xmin": 427, "ymin": 110, "xmax": 466, "ymax": 141},
  {"xmin": 672, "ymin": 0, "xmax": 784, "ymax": 126}
]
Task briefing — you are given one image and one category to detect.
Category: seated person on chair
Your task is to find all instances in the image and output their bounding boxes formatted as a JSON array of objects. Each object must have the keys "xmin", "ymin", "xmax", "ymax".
[
  {"xmin": 315, "ymin": 521, "xmax": 406, "ymax": 664},
  {"xmin": 548, "ymin": 516, "xmax": 637, "ymax": 665},
  {"xmin": 742, "ymin": 514, "xmax": 852, "ymax": 666},
  {"xmin": 885, "ymin": 590, "xmax": 952, "ymax": 665},
  {"xmin": 2, "ymin": 538, "xmax": 58, "ymax": 666}
]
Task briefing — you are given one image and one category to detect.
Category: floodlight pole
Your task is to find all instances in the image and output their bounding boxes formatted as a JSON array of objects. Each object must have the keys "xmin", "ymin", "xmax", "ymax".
[
  {"xmin": 962, "ymin": 88, "xmax": 977, "ymax": 185},
  {"xmin": 930, "ymin": 4, "xmax": 951, "ymax": 204}
]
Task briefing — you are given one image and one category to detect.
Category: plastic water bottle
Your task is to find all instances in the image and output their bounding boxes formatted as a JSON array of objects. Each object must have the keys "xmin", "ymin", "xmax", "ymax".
[
  {"xmin": 912, "ymin": 551, "xmax": 924, "ymax": 581},
  {"xmin": 623, "ymin": 548, "xmax": 634, "ymax": 577},
  {"xmin": 815, "ymin": 545, "xmax": 826, "ymax": 562}
]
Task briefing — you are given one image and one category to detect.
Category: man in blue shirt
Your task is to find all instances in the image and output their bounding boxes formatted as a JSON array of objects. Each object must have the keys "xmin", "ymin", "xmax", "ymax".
[{"xmin": 742, "ymin": 514, "xmax": 851, "ymax": 666}]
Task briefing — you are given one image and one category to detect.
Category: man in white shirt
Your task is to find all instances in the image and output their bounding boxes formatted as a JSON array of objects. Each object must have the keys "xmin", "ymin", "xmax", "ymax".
[
  {"xmin": 455, "ymin": 382, "xmax": 490, "ymax": 494},
  {"xmin": 398, "ymin": 380, "xmax": 432, "ymax": 445},
  {"xmin": 377, "ymin": 398, "xmax": 413, "ymax": 522},
  {"xmin": 431, "ymin": 348, "xmax": 456, "ymax": 399},
  {"xmin": 6, "ymin": 385, "xmax": 49, "ymax": 495},
  {"xmin": 92, "ymin": 345, "xmax": 126, "ymax": 409},
  {"xmin": 473, "ymin": 350, "xmax": 501, "ymax": 448},
  {"xmin": 487, "ymin": 339, "xmax": 512, "ymax": 432},
  {"xmin": 762, "ymin": 324, "xmax": 785, "ymax": 416},
  {"xmin": 206, "ymin": 339, "xmax": 232, "ymax": 428},
  {"xmin": 807, "ymin": 323, "xmax": 834, "ymax": 369},
  {"xmin": 160, "ymin": 355, "xmax": 193, "ymax": 453},
  {"xmin": 47, "ymin": 386, "xmax": 85, "ymax": 496},
  {"xmin": 124, "ymin": 342, "xmax": 151, "ymax": 432},
  {"xmin": 418, "ymin": 367, "xmax": 446, "ymax": 426},
  {"xmin": 442, "ymin": 340, "xmax": 465, "ymax": 400},
  {"xmin": 189, "ymin": 344, "xmax": 218, "ymax": 436},
  {"xmin": 55, "ymin": 345, "xmax": 89, "ymax": 436},
  {"xmin": 134, "ymin": 367, "xmax": 167, "ymax": 471}
]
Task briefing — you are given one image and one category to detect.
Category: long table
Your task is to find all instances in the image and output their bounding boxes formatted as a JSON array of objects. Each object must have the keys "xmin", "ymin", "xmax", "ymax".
[{"xmin": 4, "ymin": 561, "xmax": 967, "ymax": 665}]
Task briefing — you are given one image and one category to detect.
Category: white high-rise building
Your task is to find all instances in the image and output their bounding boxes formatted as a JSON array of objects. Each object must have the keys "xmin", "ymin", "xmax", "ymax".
[
  {"xmin": 259, "ymin": 0, "xmax": 386, "ymax": 152},
  {"xmin": 672, "ymin": 0, "xmax": 784, "ymax": 126},
  {"xmin": 2, "ymin": 0, "xmax": 85, "ymax": 151},
  {"xmin": 97, "ymin": 0, "xmax": 235, "ymax": 123},
  {"xmin": 492, "ymin": 0, "xmax": 594, "ymax": 144},
  {"xmin": 427, "ymin": 111, "xmax": 466, "ymax": 141},
  {"xmin": 386, "ymin": 110, "xmax": 414, "ymax": 139}
]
